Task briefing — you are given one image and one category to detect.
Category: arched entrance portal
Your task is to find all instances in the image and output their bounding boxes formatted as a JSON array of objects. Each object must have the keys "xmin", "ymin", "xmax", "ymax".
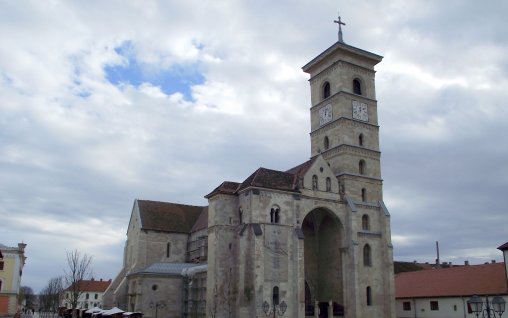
[{"xmin": 302, "ymin": 208, "xmax": 344, "ymax": 317}]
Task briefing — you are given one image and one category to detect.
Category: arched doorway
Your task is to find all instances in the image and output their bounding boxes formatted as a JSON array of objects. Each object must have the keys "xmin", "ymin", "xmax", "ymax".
[{"xmin": 302, "ymin": 208, "xmax": 344, "ymax": 317}]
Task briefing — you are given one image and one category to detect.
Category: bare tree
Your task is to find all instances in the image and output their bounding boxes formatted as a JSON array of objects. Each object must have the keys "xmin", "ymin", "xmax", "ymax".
[
  {"xmin": 20, "ymin": 286, "xmax": 34, "ymax": 309},
  {"xmin": 64, "ymin": 250, "xmax": 93, "ymax": 309},
  {"xmin": 39, "ymin": 276, "xmax": 64, "ymax": 314}
]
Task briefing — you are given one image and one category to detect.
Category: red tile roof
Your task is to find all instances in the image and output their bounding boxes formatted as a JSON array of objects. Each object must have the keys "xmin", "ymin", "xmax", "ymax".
[
  {"xmin": 205, "ymin": 181, "xmax": 240, "ymax": 198},
  {"xmin": 190, "ymin": 207, "xmax": 208, "ymax": 232},
  {"xmin": 395, "ymin": 263, "xmax": 507, "ymax": 298},
  {"xmin": 498, "ymin": 242, "xmax": 508, "ymax": 251},
  {"xmin": 66, "ymin": 279, "xmax": 111, "ymax": 292},
  {"xmin": 237, "ymin": 167, "xmax": 298, "ymax": 193}
]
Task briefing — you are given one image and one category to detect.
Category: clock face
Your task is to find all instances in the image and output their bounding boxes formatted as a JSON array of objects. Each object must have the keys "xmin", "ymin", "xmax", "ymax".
[
  {"xmin": 319, "ymin": 104, "xmax": 332, "ymax": 126},
  {"xmin": 352, "ymin": 100, "xmax": 368, "ymax": 121}
]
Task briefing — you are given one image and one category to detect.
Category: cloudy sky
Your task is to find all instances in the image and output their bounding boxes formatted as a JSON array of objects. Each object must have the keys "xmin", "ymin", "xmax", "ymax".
[{"xmin": 1, "ymin": 1, "xmax": 507, "ymax": 292}]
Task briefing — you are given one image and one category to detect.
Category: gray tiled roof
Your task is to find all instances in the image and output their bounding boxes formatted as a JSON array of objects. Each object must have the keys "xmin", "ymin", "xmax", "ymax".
[{"xmin": 137, "ymin": 200, "xmax": 205, "ymax": 234}]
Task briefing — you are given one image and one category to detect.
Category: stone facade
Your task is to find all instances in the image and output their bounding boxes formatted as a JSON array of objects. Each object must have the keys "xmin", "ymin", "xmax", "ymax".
[{"xmin": 106, "ymin": 39, "xmax": 395, "ymax": 318}]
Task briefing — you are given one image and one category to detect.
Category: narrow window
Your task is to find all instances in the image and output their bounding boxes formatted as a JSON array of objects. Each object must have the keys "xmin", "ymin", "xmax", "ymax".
[
  {"xmin": 270, "ymin": 206, "xmax": 280, "ymax": 224},
  {"xmin": 239, "ymin": 208, "xmax": 243, "ymax": 224},
  {"xmin": 326, "ymin": 177, "xmax": 331, "ymax": 192},
  {"xmin": 324, "ymin": 136, "xmax": 329, "ymax": 150},
  {"xmin": 403, "ymin": 301, "xmax": 411, "ymax": 311},
  {"xmin": 430, "ymin": 301, "xmax": 439, "ymax": 311},
  {"xmin": 86, "ymin": 293, "xmax": 89, "ymax": 300},
  {"xmin": 359, "ymin": 133, "xmax": 364, "ymax": 146},
  {"xmin": 273, "ymin": 286, "xmax": 280, "ymax": 305},
  {"xmin": 363, "ymin": 244, "xmax": 372, "ymax": 266},
  {"xmin": 0, "ymin": 261, "xmax": 3, "ymax": 271},
  {"xmin": 353, "ymin": 79, "xmax": 362, "ymax": 95},
  {"xmin": 362, "ymin": 214, "xmax": 370, "ymax": 231},
  {"xmin": 312, "ymin": 175, "xmax": 318, "ymax": 190},
  {"xmin": 166, "ymin": 242, "xmax": 171, "ymax": 258},
  {"xmin": 366, "ymin": 286, "xmax": 372, "ymax": 306},
  {"xmin": 359, "ymin": 160, "xmax": 366, "ymax": 175},
  {"xmin": 323, "ymin": 82, "xmax": 331, "ymax": 99},
  {"xmin": 361, "ymin": 188, "xmax": 367, "ymax": 202},
  {"xmin": 0, "ymin": 280, "xmax": 2, "ymax": 291},
  {"xmin": 95, "ymin": 294, "xmax": 98, "ymax": 300}
]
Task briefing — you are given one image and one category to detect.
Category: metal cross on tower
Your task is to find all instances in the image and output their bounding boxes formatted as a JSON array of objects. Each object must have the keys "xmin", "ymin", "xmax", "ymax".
[{"xmin": 333, "ymin": 14, "xmax": 346, "ymax": 43}]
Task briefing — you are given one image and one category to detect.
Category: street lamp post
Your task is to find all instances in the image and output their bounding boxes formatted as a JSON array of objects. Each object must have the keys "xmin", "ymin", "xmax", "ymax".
[
  {"xmin": 149, "ymin": 301, "xmax": 166, "ymax": 318},
  {"xmin": 467, "ymin": 295, "xmax": 506, "ymax": 318},
  {"xmin": 262, "ymin": 300, "xmax": 287, "ymax": 317}
]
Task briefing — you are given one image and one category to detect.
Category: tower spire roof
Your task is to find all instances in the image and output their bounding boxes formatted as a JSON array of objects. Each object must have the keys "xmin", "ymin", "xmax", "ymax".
[{"xmin": 333, "ymin": 13, "xmax": 346, "ymax": 43}]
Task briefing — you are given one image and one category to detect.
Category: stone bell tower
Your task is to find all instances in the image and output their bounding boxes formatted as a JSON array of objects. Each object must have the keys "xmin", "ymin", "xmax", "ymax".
[
  {"xmin": 300, "ymin": 18, "xmax": 395, "ymax": 318},
  {"xmin": 205, "ymin": 16, "xmax": 395, "ymax": 318},
  {"xmin": 303, "ymin": 34, "xmax": 383, "ymax": 207}
]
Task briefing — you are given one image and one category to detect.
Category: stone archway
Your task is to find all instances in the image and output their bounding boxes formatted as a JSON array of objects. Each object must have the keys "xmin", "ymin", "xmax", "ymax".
[{"xmin": 302, "ymin": 208, "xmax": 344, "ymax": 317}]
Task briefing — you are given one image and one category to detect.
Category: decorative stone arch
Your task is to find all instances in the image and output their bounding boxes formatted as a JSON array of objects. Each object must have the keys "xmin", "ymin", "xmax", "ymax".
[{"xmin": 301, "ymin": 207, "xmax": 346, "ymax": 316}]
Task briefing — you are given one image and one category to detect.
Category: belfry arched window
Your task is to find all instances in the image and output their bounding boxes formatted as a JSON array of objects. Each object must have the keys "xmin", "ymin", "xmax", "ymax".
[
  {"xmin": 270, "ymin": 206, "xmax": 280, "ymax": 224},
  {"xmin": 363, "ymin": 244, "xmax": 372, "ymax": 266},
  {"xmin": 323, "ymin": 82, "xmax": 331, "ymax": 99},
  {"xmin": 312, "ymin": 175, "xmax": 318, "ymax": 190},
  {"xmin": 324, "ymin": 136, "xmax": 329, "ymax": 150},
  {"xmin": 353, "ymin": 78, "xmax": 362, "ymax": 95},
  {"xmin": 361, "ymin": 188, "xmax": 367, "ymax": 202},
  {"xmin": 366, "ymin": 286, "xmax": 372, "ymax": 306},
  {"xmin": 326, "ymin": 177, "xmax": 331, "ymax": 192},
  {"xmin": 362, "ymin": 214, "xmax": 370, "ymax": 230},
  {"xmin": 359, "ymin": 133, "xmax": 364, "ymax": 146},
  {"xmin": 359, "ymin": 160, "xmax": 366, "ymax": 175}
]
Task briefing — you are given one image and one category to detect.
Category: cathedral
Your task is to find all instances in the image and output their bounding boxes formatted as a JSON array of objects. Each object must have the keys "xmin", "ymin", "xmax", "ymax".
[{"xmin": 104, "ymin": 25, "xmax": 395, "ymax": 318}]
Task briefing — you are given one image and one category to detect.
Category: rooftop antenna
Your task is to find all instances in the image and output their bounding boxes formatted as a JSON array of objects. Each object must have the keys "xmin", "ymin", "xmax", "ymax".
[
  {"xmin": 333, "ymin": 12, "xmax": 346, "ymax": 43},
  {"xmin": 436, "ymin": 241, "xmax": 440, "ymax": 268}
]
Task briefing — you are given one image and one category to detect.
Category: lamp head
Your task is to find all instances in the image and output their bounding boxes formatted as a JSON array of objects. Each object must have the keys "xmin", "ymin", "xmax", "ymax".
[
  {"xmin": 262, "ymin": 300, "xmax": 270, "ymax": 314},
  {"xmin": 492, "ymin": 296, "xmax": 506, "ymax": 314},
  {"xmin": 467, "ymin": 295, "xmax": 483, "ymax": 313},
  {"xmin": 279, "ymin": 300, "xmax": 287, "ymax": 314}
]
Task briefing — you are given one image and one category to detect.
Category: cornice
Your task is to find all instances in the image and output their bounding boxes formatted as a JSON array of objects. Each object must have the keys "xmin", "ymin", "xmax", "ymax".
[
  {"xmin": 336, "ymin": 172, "xmax": 383, "ymax": 182},
  {"xmin": 310, "ymin": 117, "xmax": 379, "ymax": 136},
  {"xmin": 308, "ymin": 59, "xmax": 376, "ymax": 83},
  {"xmin": 318, "ymin": 144, "xmax": 381, "ymax": 161},
  {"xmin": 310, "ymin": 91, "xmax": 377, "ymax": 111}
]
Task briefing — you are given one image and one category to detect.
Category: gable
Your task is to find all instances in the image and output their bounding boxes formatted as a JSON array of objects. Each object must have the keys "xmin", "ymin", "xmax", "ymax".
[{"xmin": 301, "ymin": 155, "xmax": 338, "ymax": 192}]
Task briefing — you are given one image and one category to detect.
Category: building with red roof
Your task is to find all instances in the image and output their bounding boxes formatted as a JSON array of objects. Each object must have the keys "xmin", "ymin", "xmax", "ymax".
[
  {"xmin": 395, "ymin": 262, "xmax": 508, "ymax": 318},
  {"xmin": 62, "ymin": 278, "xmax": 111, "ymax": 309}
]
